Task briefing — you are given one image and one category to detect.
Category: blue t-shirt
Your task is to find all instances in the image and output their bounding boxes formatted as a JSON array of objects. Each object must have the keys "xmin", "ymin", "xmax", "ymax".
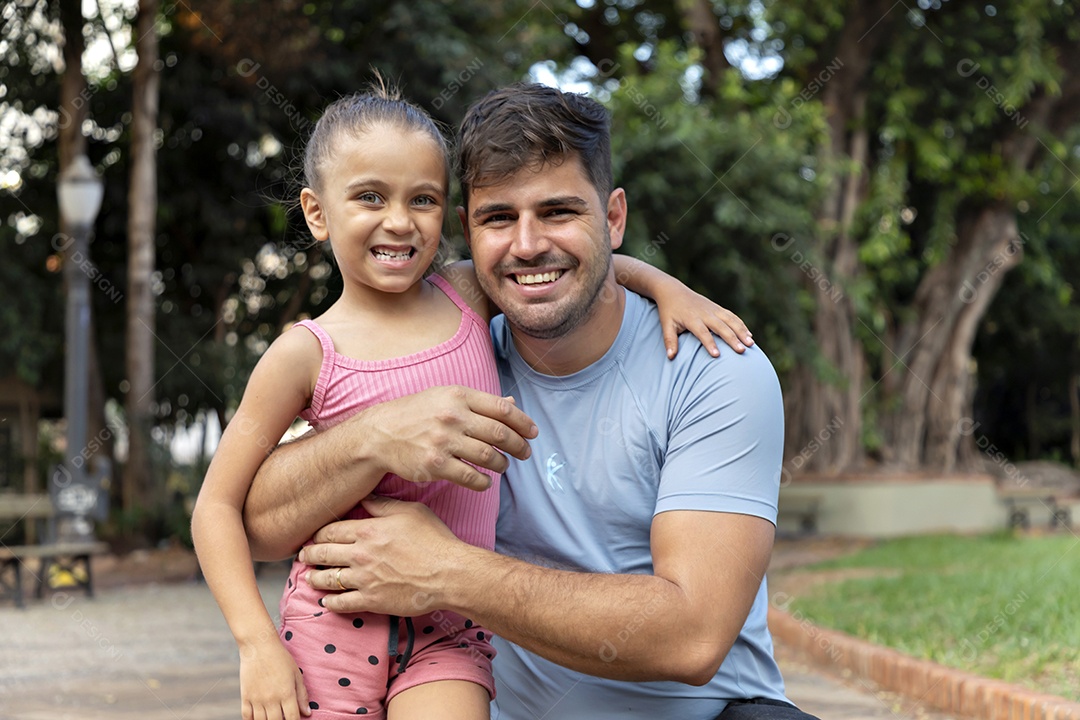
[{"xmin": 490, "ymin": 289, "xmax": 788, "ymax": 719}]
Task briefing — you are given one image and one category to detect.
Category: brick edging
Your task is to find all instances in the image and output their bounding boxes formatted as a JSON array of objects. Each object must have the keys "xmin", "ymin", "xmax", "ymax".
[{"xmin": 768, "ymin": 607, "xmax": 1080, "ymax": 720}]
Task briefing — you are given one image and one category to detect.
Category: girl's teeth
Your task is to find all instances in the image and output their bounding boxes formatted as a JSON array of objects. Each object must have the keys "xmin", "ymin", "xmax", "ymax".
[{"xmin": 374, "ymin": 249, "xmax": 411, "ymax": 261}]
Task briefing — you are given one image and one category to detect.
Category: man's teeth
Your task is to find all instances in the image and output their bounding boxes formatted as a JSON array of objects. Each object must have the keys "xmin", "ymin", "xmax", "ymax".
[
  {"xmin": 516, "ymin": 271, "xmax": 562, "ymax": 285},
  {"xmin": 373, "ymin": 249, "xmax": 412, "ymax": 261}
]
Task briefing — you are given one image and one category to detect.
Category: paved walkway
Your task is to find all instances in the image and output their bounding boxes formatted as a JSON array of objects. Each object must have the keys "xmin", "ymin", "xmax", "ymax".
[{"xmin": 0, "ymin": 566, "xmax": 959, "ymax": 720}]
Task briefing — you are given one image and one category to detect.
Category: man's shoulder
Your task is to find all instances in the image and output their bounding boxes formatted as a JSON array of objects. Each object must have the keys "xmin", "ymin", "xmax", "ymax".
[
  {"xmin": 489, "ymin": 313, "xmax": 512, "ymax": 360},
  {"xmin": 627, "ymin": 294, "xmax": 780, "ymax": 390}
]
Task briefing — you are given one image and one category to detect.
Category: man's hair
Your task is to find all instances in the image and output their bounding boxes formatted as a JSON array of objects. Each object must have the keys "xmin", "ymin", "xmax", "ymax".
[{"xmin": 457, "ymin": 83, "xmax": 612, "ymax": 210}]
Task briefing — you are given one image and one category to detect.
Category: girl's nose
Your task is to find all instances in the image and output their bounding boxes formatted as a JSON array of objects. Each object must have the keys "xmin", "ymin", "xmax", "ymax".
[{"xmin": 383, "ymin": 203, "xmax": 413, "ymax": 234}]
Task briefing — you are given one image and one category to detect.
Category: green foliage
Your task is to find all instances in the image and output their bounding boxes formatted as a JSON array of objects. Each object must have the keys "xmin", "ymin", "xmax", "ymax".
[
  {"xmin": 0, "ymin": 234, "xmax": 63, "ymax": 385},
  {"xmin": 608, "ymin": 41, "xmax": 826, "ymax": 373}
]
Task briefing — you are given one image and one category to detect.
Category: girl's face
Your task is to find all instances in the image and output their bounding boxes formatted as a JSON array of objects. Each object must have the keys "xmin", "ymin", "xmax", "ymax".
[{"xmin": 301, "ymin": 124, "xmax": 448, "ymax": 299}]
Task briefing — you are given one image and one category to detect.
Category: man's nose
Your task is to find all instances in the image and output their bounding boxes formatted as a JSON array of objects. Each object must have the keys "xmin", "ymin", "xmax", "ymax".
[{"xmin": 510, "ymin": 214, "xmax": 552, "ymax": 259}]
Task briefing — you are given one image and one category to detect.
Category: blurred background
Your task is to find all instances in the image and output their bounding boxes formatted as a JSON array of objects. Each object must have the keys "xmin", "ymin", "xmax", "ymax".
[{"xmin": 1, "ymin": 0, "xmax": 1078, "ymax": 548}]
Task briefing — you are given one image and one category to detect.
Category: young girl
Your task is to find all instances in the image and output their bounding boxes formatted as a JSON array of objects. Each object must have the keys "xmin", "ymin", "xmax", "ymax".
[{"xmin": 192, "ymin": 84, "xmax": 752, "ymax": 720}]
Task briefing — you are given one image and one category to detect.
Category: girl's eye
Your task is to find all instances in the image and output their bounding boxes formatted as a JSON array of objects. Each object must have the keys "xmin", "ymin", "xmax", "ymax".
[
  {"xmin": 414, "ymin": 195, "xmax": 438, "ymax": 207},
  {"xmin": 358, "ymin": 192, "xmax": 381, "ymax": 204}
]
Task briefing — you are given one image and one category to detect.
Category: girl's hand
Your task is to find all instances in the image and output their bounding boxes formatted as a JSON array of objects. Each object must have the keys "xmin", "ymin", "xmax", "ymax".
[
  {"xmin": 240, "ymin": 636, "xmax": 311, "ymax": 720},
  {"xmin": 653, "ymin": 280, "xmax": 753, "ymax": 359}
]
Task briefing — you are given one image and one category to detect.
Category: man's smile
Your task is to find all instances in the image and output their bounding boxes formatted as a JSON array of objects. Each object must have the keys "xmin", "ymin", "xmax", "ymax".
[{"xmin": 514, "ymin": 270, "xmax": 565, "ymax": 285}]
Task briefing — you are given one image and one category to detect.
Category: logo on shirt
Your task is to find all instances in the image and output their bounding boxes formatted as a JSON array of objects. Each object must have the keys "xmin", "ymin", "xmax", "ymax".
[{"xmin": 545, "ymin": 453, "xmax": 566, "ymax": 493}]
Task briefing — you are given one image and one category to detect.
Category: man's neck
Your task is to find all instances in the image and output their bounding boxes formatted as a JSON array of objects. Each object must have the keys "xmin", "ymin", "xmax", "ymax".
[{"xmin": 510, "ymin": 283, "xmax": 627, "ymax": 377}]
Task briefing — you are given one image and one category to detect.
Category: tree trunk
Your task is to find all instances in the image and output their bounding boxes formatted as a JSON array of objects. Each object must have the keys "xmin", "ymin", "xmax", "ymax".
[
  {"xmin": 122, "ymin": 0, "xmax": 160, "ymax": 514},
  {"xmin": 889, "ymin": 205, "xmax": 1023, "ymax": 468},
  {"xmin": 781, "ymin": 0, "xmax": 895, "ymax": 472},
  {"xmin": 884, "ymin": 32, "xmax": 1080, "ymax": 472},
  {"xmin": 58, "ymin": 0, "xmax": 87, "ymax": 170}
]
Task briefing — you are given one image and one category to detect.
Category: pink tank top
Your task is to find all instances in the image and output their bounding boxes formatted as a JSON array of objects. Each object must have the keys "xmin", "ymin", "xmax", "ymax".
[{"xmin": 294, "ymin": 274, "xmax": 500, "ymax": 550}]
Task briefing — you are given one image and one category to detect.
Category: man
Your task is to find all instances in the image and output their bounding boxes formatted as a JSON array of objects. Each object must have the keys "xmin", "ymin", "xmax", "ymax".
[{"xmin": 245, "ymin": 84, "xmax": 816, "ymax": 719}]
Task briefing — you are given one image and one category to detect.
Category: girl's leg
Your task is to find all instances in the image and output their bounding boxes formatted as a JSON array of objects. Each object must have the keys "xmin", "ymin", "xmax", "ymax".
[{"xmin": 386, "ymin": 680, "xmax": 491, "ymax": 720}]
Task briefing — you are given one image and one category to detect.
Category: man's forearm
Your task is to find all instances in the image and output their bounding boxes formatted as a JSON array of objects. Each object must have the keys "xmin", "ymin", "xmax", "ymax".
[
  {"xmin": 440, "ymin": 546, "xmax": 731, "ymax": 685},
  {"xmin": 244, "ymin": 427, "xmax": 385, "ymax": 560}
]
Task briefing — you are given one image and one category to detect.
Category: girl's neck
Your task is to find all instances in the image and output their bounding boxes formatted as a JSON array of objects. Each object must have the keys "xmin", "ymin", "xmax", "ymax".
[
  {"xmin": 335, "ymin": 276, "xmax": 430, "ymax": 318},
  {"xmin": 313, "ymin": 277, "xmax": 464, "ymax": 363}
]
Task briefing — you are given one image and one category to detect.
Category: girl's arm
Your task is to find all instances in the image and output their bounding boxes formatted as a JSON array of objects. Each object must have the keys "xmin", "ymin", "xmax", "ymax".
[
  {"xmin": 440, "ymin": 257, "xmax": 754, "ymax": 358},
  {"xmin": 612, "ymin": 255, "xmax": 753, "ymax": 359},
  {"xmin": 191, "ymin": 327, "xmax": 321, "ymax": 719}
]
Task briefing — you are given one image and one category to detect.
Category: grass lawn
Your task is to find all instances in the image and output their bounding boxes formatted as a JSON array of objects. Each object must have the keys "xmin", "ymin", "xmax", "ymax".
[{"xmin": 777, "ymin": 532, "xmax": 1080, "ymax": 700}]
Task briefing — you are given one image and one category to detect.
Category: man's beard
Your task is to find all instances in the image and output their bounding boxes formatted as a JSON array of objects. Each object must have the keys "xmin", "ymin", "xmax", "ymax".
[{"xmin": 484, "ymin": 237, "xmax": 612, "ymax": 340}]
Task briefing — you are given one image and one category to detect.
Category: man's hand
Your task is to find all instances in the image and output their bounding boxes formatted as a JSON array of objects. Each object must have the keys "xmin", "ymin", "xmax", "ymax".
[
  {"xmin": 361, "ymin": 386, "xmax": 537, "ymax": 491},
  {"xmin": 244, "ymin": 385, "xmax": 536, "ymax": 560},
  {"xmin": 299, "ymin": 497, "xmax": 468, "ymax": 616}
]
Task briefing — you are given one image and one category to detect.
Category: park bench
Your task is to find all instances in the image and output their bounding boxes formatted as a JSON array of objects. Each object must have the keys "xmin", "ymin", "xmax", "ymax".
[
  {"xmin": 0, "ymin": 493, "xmax": 109, "ymax": 608},
  {"xmin": 778, "ymin": 494, "xmax": 822, "ymax": 535},
  {"xmin": 999, "ymin": 487, "xmax": 1072, "ymax": 530}
]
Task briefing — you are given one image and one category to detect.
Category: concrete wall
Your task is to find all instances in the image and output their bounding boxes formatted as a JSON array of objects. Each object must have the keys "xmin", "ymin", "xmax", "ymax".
[{"xmin": 778, "ymin": 475, "xmax": 1007, "ymax": 538}]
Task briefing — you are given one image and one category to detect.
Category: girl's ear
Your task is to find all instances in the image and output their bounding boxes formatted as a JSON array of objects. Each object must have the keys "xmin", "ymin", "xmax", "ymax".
[{"xmin": 300, "ymin": 188, "xmax": 330, "ymax": 242}]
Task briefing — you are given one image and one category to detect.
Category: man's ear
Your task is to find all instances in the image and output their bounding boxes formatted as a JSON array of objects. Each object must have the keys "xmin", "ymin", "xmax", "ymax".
[
  {"xmin": 606, "ymin": 188, "xmax": 627, "ymax": 251},
  {"xmin": 300, "ymin": 188, "xmax": 330, "ymax": 242},
  {"xmin": 457, "ymin": 206, "xmax": 472, "ymax": 249}
]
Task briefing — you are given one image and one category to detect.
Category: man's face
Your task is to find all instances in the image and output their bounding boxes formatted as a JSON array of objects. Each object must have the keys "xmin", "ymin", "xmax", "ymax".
[{"xmin": 462, "ymin": 156, "xmax": 625, "ymax": 340}]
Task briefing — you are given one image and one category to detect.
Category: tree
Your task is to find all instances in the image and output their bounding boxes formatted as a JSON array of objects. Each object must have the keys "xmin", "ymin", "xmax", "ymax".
[
  {"xmin": 542, "ymin": 0, "xmax": 1080, "ymax": 473},
  {"xmin": 862, "ymin": 1, "xmax": 1080, "ymax": 470},
  {"xmin": 122, "ymin": 0, "xmax": 160, "ymax": 513}
]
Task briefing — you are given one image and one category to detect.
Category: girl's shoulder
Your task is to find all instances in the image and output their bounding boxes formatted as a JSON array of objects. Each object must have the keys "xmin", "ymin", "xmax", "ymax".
[
  {"xmin": 436, "ymin": 260, "xmax": 492, "ymax": 323},
  {"xmin": 255, "ymin": 321, "xmax": 326, "ymax": 395},
  {"xmin": 274, "ymin": 320, "xmax": 327, "ymax": 358}
]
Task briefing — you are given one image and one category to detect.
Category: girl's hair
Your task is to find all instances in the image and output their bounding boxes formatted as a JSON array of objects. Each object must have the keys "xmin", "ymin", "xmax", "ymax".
[
  {"xmin": 300, "ymin": 75, "xmax": 456, "ymax": 270},
  {"xmin": 303, "ymin": 76, "xmax": 451, "ymax": 194}
]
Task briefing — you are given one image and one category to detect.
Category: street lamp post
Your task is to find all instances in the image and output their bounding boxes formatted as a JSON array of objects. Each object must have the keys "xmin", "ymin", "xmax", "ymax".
[{"xmin": 57, "ymin": 155, "xmax": 104, "ymax": 538}]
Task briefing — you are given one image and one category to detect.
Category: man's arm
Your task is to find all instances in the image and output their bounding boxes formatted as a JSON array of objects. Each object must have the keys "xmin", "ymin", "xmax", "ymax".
[
  {"xmin": 243, "ymin": 421, "xmax": 380, "ymax": 560},
  {"xmin": 243, "ymin": 386, "xmax": 537, "ymax": 560},
  {"xmin": 612, "ymin": 254, "xmax": 753, "ymax": 358},
  {"xmin": 302, "ymin": 501, "xmax": 772, "ymax": 684}
]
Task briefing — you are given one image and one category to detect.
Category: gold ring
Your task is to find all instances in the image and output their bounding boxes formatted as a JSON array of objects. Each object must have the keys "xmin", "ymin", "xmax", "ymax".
[{"xmin": 334, "ymin": 568, "xmax": 346, "ymax": 591}]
